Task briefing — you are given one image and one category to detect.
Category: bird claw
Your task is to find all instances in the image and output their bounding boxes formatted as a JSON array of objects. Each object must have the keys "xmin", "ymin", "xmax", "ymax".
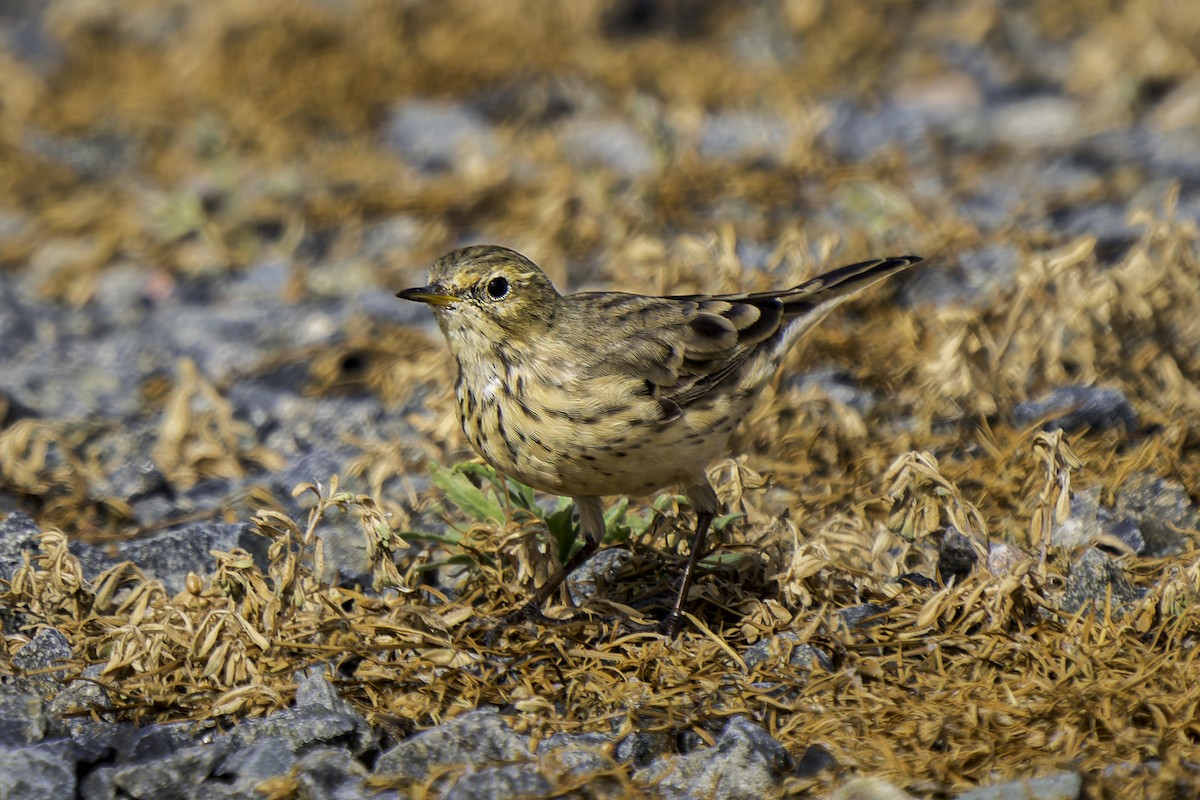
[
  {"xmin": 480, "ymin": 602, "xmax": 556, "ymax": 646},
  {"xmin": 619, "ymin": 610, "xmax": 684, "ymax": 638}
]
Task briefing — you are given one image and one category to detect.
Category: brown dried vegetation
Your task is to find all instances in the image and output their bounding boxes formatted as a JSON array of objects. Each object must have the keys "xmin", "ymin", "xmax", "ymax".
[{"xmin": 2, "ymin": 1, "xmax": 1200, "ymax": 797}]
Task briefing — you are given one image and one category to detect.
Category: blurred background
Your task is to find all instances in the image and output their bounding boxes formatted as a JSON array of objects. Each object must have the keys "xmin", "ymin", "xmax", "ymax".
[
  {"xmin": 3, "ymin": 2, "xmax": 1200, "ymax": 794},
  {"xmin": 1, "ymin": 0, "xmax": 1199, "ymax": 561},
  {"xmin": 4, "ymin": 0, "xmax": 1199, "ymax": 537}
]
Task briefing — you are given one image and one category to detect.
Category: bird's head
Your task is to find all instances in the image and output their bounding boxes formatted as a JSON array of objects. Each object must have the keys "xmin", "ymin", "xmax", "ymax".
[{"xmin": 397, "ymin": 245, "xmax": 562, "ymax": 353}]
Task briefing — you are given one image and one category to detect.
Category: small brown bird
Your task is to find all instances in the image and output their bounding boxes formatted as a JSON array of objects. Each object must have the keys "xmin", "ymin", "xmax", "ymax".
[{"xmin": 399, "ymin": 245, "xmax": 921, "ymax": 639}]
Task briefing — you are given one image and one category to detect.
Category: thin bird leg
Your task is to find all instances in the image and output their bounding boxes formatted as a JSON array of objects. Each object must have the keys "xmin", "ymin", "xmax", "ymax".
[
  {"xmin": 661, "ymin": 510, "xmax": 713, "ymax": 636},
  {"xmin": 624, "ymin": 482, "xmax": 720, "ymax": 637},
  {"xmin": 481, "ymin": 496, "xmax": 606, "ymax": 645}
]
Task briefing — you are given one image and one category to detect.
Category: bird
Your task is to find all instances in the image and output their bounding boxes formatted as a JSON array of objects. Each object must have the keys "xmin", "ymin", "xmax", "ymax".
[{"xmin": 398, "ymin": 244, "xmax": 922, "ymax": 639}]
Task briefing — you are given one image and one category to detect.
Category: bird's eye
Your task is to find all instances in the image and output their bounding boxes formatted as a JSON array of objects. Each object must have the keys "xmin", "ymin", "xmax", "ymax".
[{"xmin": 485, "ymin": 276, "xmax": 510, "ymax": 300}]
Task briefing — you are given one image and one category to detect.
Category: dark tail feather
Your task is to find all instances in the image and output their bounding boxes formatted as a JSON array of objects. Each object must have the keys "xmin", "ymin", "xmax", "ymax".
[
  {"xmin": 775, "ymin": 255, "xmax": 922, "ymax": 314},
  {"xmin": 772, "ymin": 254, "xmax": 922, "ymax": 348},
  {"xmin": 782, "ymin": 254, "xmax": 920, "ymax": 304}
]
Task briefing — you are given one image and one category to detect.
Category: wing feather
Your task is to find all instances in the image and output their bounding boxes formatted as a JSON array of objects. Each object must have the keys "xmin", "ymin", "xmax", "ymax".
[{"xmin": 566, "ymin": 255, "xmax": 922, "ymax": 414}]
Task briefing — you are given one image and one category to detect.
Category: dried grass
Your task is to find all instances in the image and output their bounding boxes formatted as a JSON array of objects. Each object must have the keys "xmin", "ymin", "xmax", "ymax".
[{"xmin": 2, "ymin": 1, "xmax": 1200, "ymax": 796}]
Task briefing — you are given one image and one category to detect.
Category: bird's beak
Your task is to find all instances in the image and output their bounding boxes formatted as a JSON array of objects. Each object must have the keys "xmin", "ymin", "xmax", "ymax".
[{"xmin": 396, "ymin": 286, "xmax": 457, "ymax": 307}]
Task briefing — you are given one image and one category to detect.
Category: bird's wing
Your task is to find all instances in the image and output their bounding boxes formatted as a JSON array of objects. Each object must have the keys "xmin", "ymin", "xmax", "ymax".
[{"xmin": 572, "ymin": 256, "xmax": 922, "ymax": 412}]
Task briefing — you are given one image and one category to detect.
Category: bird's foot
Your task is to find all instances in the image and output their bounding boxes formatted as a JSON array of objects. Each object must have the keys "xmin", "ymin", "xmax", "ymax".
[
  {"xmin": 481, "ymin": 603, "xmax": 604, "ymax": 646},
  {"xmin": 619, "ymin": 610, "xmax": 684, "ymax": 638},
  {"xmin": 480, "ymin": 601, "xmax": 556, "ymax": 647}
]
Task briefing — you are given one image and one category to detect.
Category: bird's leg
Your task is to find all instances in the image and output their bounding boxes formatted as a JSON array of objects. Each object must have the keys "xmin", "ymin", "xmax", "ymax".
[
  {"xmin": 482, "ymin": 496, "xmax": 605, "ymax": 645},
  {"xmin": 624, "ymin": 482, "xmax": 720, "ymax": 637}
]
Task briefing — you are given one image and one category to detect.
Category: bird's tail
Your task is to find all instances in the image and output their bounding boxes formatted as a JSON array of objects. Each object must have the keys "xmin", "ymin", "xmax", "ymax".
[{"xmin": 771, "ymin": 255, "xmax": 923, "ymax": 350}]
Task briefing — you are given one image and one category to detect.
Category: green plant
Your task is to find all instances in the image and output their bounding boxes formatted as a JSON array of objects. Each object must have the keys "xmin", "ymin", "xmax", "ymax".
[{"xmin": 405, "ymin": 460, "xmax": 746, "ymax": 574}]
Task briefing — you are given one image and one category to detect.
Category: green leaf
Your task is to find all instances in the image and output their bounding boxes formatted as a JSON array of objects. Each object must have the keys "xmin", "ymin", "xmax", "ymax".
[
  {"xmin": 544, "ymin": 503, "xmax": 579, "ymax": 557},
  {"xmin": 603, "ymin": 497, "xmax": 630, "ymax": 529},
  {"xmin": 401, "ymin": 530, "xmax": 465, "ymax": 546},
  {"xmin": 653, "ymin": 494, "xmax": 684, "ymax": 513},
  {"xmin": 414, "ymin": 553, "xmax": 484, "ymax": 573},
  {"xmin": 712, "ymin": 512, "xmax": 745, "ymax": 531},
  {"xmin": 429, "ymin": 462, "xmax": 505, "ymax": 524},
  {"xmin": 624, "ymin": 509, "xmax": 655, "ymax": 538},
  {"xmin": 700, "ymin": 550, "xmax": 747, "ymax": 567},
  {"xmin": 505, "ymin": 477, "xmax": 539, "ymax": 512}
]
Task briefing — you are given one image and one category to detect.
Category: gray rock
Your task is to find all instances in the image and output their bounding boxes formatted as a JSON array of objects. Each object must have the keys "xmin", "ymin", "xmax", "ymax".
[
  {"xmin": 268, "ymin": 448, "xmax": 345, "ymax": 500},
  {"xmin": 535, "ymin": 731, "xmax": 619, "ymax": 787},
  {"xmin": 50, "ymin": 666, "xmax": 114, "ymax": 733},
  {"xmin": 743, "ymin": 633, "xmax": 833, "ymax": 673},
  {"xmin": 115, "ymin": 724, "xmax": 201, "ymax": 764},
  {"xmin": 0, "ymin": 276, "xmax": 38, "ymax": 355},
  {"xmin": 226, "ymin": 258, "xmax": 292, "ymax": 303},
  {"xmin": 360, "ymin": 215, "xmax": 424, "ymax": 263},
  {"xmin": 543, "ymin": 749, "xmax": 615, "ymax": 783},
  {"xmin": 615, "ymin": 730, "xmax": 669, "ymax": 767},
  {"xmin": 375, "ymin": 707, "xmax": 529, "ymax": 780},
  {"xmin": 1052, "ymin": 487, "xmax": 1144, "ymax": 555},
  {"xmin": 0, "ymin": 686, "xmax": 68, "ymax": 745},
  {"xmin": 63, "ymin": 720, "xmax": 128, "ymax": 764},
  {"xmin": 820, "ymin": 102, "xmax": 942, "ymax": 164},
  {"xmin": 1013, "ymin": 385, "xmax": 1138, "ymax": 433},
  {"xmin": 230, "ymin": 673, "xmax": 375, "ymax": 757},
  {"xmin": 788, "ymin": 367, "xmax": 877, "ymax": 416},
  {"xmin": 1050, "ymin": 203, "xmax": 1145, "ymax": 264},
  {"xmin": 0, "ymin": 510, "xmax": 41, "ymax": 582},
  {"xmin": 383, "ymin": 99, "xmax": 498, "ymax": 174},
  {"xmin": 110, "ymin": 739, "xmax": 230, "ymax": 799},
  {"xmin": 635, "ymin": 717, "xmax": 792, "ymax": 800},
  {"xmin": 157, "ymin": 302, "xmax": 316, "ymax": 379},
  {"xmin": 293, "ymin": 747, "xmax": 372, "ymax": 800},
  {"xmin": 831, "ymin": 776, "xmax": 915, "ymax": 799},
  {"xmin": 734, "ymin": 239, "xmax": 772, "ymax": 273},
  {"xmin": 22, "ymin": 129, "xmax": 140, "ymax": 182},
  {"xmin": 192, "ymin": 784, "xmax": 259, "ymax": 800},
  {"xmin": 537, "ymin": 731, "xmax": 614, "ymax": 755},
  {"xmin": 1060, "ymin": 548, "xmax": 1142, "ymax": 617},
  {"xmin": 902, "ymin": 244, "xmax": 1020, "ymax": 309},
  {"xmin": 474, "ymin": 73, "xmax": 604, "ymax": 127},
  {"xmin": 937, "ymin": 527, "xmax": 980, "ymax": 584},
  {"xmin": 699, "ymin": 112, "xmax": 794, "ymax": 164},
  {"xmin": 1143, "ymin": 127, "xmax": 1200, "ymax": 183},
  {"xmin": 955, "ymin": 182, "xmax": 1025, "ymax": 233},
  {"xmin": 728, "ymin": 4, "xmax": 798, "ymax": 66},
  {"xmin": 12, "ymin": 627, "xmax": 72, "ymax": 672},
  {"xmin": 356, "ymin": 286, "xmax": 433, "ymax": 328},
  {"xmin": 0, "ymin": 745, "xmax": 77, "ymax": 800},
  {"xmin": 1111, "ymin": 472, "xmax": 1197, "ymax": 558},
  {"xmin": 85, "ymin": 426, "xmax": 167, "ymax": 507},
  {"xmin": 12, "ymin": 628, "xmax": 73, "ymax": 696},
  {"xmin": 1026, "ymin": 157, "xmax": 1105, "ymax": 201},
  {"xmin": 568, "ymin": 547, "xmax": 634, "ymax": 605},
  {"xmin": 0, "ymin": 1, "xmax": 63, "ymax": 75},
  {"xmin": 956, "ymin": 770, "xmax": 1082, "ymax": 800},
  {"xmin": 836, "ymin": 603, "xmax": 891, "ymax": 630},
  {"xmin": 443, "ymin": 762, "xmax": 554, "ymax": 800},
  {"xmin": 794, "ymin": 743, "xmax": 839, "ymax": 778},
  {"xmin": 985, "ymin": 97, "xmax": 1082, "ymax": 150},
  {"xmin": 216, "ymin": 736, "xmax": 298, "ymax": 783},
  {"xmin": 67, "ymin": 539, "xmax": 121, "ymax": 582},
  {"xmin": 115, "ymin": 522, "xmax": 270, "ymax": 595},
  {"xmin": 559, "ymin": 119, "xmax": 656, "ymax": 177},
  {"xmin": 79, "ymin": 765, "xmax": 117, "ymax": 800},
  {"xmin": 294, "ymin": 670, "xmax": 349, "ymax": 711},
  {"xmin": 89, "ymin": 262, "xmax": 161, "ymax": 322}
]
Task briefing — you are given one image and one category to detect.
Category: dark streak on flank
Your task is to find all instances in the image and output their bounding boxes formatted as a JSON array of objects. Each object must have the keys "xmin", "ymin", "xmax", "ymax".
[{"xmin": 516, "ymin": 397, "xmax": 542, "ymax": 422}]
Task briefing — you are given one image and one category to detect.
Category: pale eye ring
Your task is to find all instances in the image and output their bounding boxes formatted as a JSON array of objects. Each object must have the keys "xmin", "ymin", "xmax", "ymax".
[{"xmin": 485, "ymin": 276, "xmax": 510, "ymax": 300}]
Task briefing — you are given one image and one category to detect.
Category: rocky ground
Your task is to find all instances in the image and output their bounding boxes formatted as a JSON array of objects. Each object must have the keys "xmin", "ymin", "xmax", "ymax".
[{"xmin": 2, "ymin": 1, "xmax": 1200, "ymax": 798}]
